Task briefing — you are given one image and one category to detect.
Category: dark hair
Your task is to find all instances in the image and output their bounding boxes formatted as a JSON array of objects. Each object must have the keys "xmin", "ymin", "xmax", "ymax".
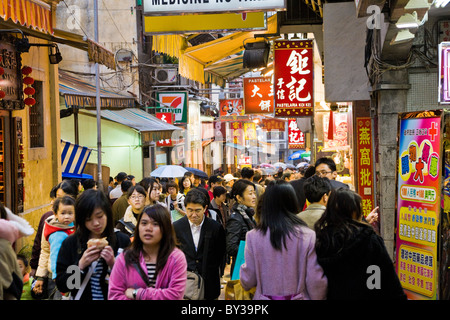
[
  {"xmin": 184, "ymin": 188, "xmax": 209, "ymax": 208},
  {"xmin": 127, "ymin": 184, "xmax": 146, "ymax": 199},
  {"xmin": 303, "ymin": 175, "xmax": 332, "ymax": 203},
  {"xmin": 213, "ymin": 186, "xmax": 227, "ymax": 198},
  {"xmin": 57, "ymin": 180, "xmax": 79, "ymax": 199},
  {"xmin": 179, "ymin": 176, "xmax": 192, "ymax": 193},
  {"xmin": 281, "ymin": 172, "xmax": 292, "ymax": 181},
  {"xmin": 139, "ymin": 177, "xmax": 159, "ymax": 192},
  {"xmin": 17, "ymin": 254, "xmax": 28, "ymax": 267},
  {"xmin": 252, "ymin": 170, "xmax": 262, "ymax": 183},
  {"xmin": 82, "ymin": 179, "xmax": 96, "ymax": 190},
  {"xmin": 315, "ymin": 188, "xmax": 367, "ymax": 255},
  {"xmin": 304, "ymin": 165, "xmax": 316, "ymax": 178},
  {"xmin": 121, "ymin": 180, "xmax": 133, "ymax": 193},
  {"xmin": 184, "ymin": 171, "xmax": 193, "ymax": 178},
  {"xmin": 49, "ymin": 184, "xmax": 58, "ymax": 199},
  {"xmin": 314, "ymin": 157, "xmax": 337, "ymax": 172},
  {"xmin": 230, "ymin": 179, "xmax": 255, "ymax": 201},
  {"xmin": 74, "ymin": 189, "xmax": 116, "ymax": 248},
  {"xmin": 124, "ymin": 204, "xmax": 177, "ymax": 276},
  {"xmin": 0, "ymin": 202, "xmax": 7, "ymax": 220},
  {"xmin": 52, "ymin": 195, "xmax": 76, "ymax": 214},
  {"xmin": 127, "ymin": 175, "xmax": 135, "ymax": 181},
  {"xmin": 257, "ymin": 180, "xmax": 306, "ymax": 251},
  {"xmin": 240, "ymin": 167, "xmax": 254, "ymax": 179},
  {"xmin": 166, "ymin": 180, "xmax": 179, "ymax": 193}
]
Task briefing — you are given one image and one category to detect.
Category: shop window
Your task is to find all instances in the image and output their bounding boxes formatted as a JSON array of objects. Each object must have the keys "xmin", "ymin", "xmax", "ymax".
[{"xmin": 29, "ymin": 81, "xmax": 44, "ymax": 148}]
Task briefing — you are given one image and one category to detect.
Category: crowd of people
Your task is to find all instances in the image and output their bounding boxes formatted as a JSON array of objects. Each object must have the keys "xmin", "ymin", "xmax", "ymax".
[{"xmin": 0, "ymin": 157, "xmax": 407, "ymax": 301}]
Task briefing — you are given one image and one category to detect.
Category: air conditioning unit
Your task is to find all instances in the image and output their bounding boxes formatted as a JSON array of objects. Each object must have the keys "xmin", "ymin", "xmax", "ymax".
[{"xmin": 154, "ymin": 68, "xmax": 178, "ymax": 84}]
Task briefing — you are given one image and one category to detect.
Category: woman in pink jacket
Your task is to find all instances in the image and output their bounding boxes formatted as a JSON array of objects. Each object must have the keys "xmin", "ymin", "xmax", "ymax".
[
  {"xmin": 240, "ymin": 180, "xmax": 327, "ymax": 300},
  {"xmin": 108, "ymin": 204, "xmax": 187, "ymax": 300}
]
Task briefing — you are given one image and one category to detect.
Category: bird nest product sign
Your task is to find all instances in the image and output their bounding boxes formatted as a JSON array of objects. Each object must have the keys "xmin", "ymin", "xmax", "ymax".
[
  {"xmin": 395, "ymin": 112, "xmax": 442, "ymax": 300},
  {"xmin": 243, "ymin": 77, "xmax": 273, "ymax": 114},
  {"xmin": 274, "ymin": 40, "xmax": 313, "ymax": 118}
]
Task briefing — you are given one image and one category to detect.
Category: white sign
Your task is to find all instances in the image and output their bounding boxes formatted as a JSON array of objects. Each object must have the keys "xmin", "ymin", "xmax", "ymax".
[{"xmin": 143, "ymin": 0, "xmax": 286, "ymax": 15}]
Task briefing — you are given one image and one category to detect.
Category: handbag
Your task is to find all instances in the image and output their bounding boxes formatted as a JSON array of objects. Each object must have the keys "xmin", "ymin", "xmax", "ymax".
[{"xmin": 225, "ymin": 280, "xmax": 255, "ymax": 300}]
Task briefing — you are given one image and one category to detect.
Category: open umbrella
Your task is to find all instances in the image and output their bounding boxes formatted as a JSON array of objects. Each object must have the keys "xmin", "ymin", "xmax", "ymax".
[
  {"xmin": 260, "ymin": 163, "xmax": 274, "ymax": 168},
  {"xmin": 150, "ymin": 165, "xmax": 188, "ymax": 178},
  {"xmin": 285, "ymin": 164, "xmax": 296, "ymax": 170},
  {"xmin": 260, "ymin": 167, "xmax": 277, "ymax": 175},
  {"xmin": 300, "ymin": 151, "xmax": 311, "ymax": 158},
  {"xmin": 288, "ymin": 150, "xmax": 306, "ymax": 161},
  {"xmin": 273, "ymin": 162, "xmax": 287, "ymax": 169},
  {"xmin": 184, "ymin": 167, "xmax": 208, "ymax": 179}
]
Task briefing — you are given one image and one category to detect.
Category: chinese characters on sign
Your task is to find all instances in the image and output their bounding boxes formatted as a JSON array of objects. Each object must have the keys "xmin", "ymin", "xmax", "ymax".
[
  {"xmin": 274, "ymin": 40, "xmax": 313, "ymax": 118},
  {"xmin": 355, "ymin": 118, "xmax": 374, "ymax": 218},
  {"xmin": 396, "ymin": 115, "xmax": 441, "ymax": 299},
  {"xmin": 155, "ymin": 112, "xmax": 174, "ymax": 147},
  {"xmin": 243, "ymin": 77, "xmax": 274, "ymax": 114},
  {"xmin": 288, "ymin": 119, "xmax": 305, "ymax": 149}
]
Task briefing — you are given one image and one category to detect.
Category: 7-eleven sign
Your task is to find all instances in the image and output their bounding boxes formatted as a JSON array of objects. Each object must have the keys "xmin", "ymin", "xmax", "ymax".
[{"xmin": 156, "ymin": 112, "xmax": 175, "ymax": 147}]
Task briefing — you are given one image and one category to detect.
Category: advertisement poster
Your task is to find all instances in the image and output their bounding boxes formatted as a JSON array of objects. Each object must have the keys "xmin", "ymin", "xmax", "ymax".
[
  {"xmin": 219, "ymin": 98, "xmax": 244, "ymax": 117},
  {"xmin": 273, "ymin": 40, "xmax": 313, "ymax": 118},
  {"xmin": 323, "ymin": 112, "xmax": 348, "ymax": 149},
  {"xmin": 243, "ymin": 77, "xmax": 274, "ymax": 114},
  {"xmin": 156, "ymin": 92, "xmax": 188, "ymax": 124},
  {"xmin": 396, "ymin": 115, "xmax": 441, "ymax": 300}
]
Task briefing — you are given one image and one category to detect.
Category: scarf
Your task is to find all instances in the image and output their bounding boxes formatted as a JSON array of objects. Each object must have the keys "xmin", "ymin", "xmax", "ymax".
[{"xmin": 234, "ymin": 203, "xmax": 256, "ymax": 229}]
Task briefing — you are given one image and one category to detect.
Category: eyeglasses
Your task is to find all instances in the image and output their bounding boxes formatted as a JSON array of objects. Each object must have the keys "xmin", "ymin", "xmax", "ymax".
[
  {"xmin": 130, "ymin": 195, "xmax": 145, "ymax": 200},
  {"xmin": 315, "ymin": 170, "xmax": 332, "ymax": 176}
]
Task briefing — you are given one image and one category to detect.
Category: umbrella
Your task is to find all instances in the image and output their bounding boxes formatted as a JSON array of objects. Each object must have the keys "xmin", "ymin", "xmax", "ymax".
[
  {"xmin": 273, "ymin": 162, "xmax": 287, "ymax": 169},
  {"xmin": 285, "ymin": 164, "xmax": 296, "ymax": 170},
  {"xmin": 288, "ymin": 150, "xmax": 306, "ymax": 161},
  {"xmin": 260, "ymin": 167, "xmax": 277, "ymax": 175},
  {"xmin": 184, "ymin": 167, "xmax": 208, "ymax": 179},
  {"xmin": 150, "ymin": 165, "xmax": 188, "ymax": 178},
  {"xmin": 296, "ymin": 162, "xmax": 310, "ymax": 169},
  {"xmin": 260, "ymin": 163, "xmax": 274, "ymax": 168},
  {"xmin": 300, "ymin": 151, "xmax": 311, "ymax": 158}
]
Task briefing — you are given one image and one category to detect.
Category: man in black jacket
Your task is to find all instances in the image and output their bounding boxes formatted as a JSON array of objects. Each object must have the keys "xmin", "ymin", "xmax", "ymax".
[{"xmin": 173, "ymin": 189, "xmax": 226, "ymax": 300}]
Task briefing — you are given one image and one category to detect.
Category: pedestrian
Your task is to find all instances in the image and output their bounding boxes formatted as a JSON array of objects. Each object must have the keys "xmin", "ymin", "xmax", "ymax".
[
  {"xmin": 0, "ymin": 203, "xmax": 34, "ymax": 300},
  {"xmin": 314, "ymin": 157, "xmax": 349, "ymax": 189},
  {"xmin": 30, "ymin": 180, "xmax": 79, "ymax": 278},
  {"xmin": 226, "ymin": 179, "xmax": 257, "ymax": 279},
  {"xmin": 314, "ymin": 187, "xmax": 407, "ymax": 300},
  {"xmin": 108, "ymin": 204, "xmax": 187, "ymax": 300},
  {"xmin": 109, "ymin": 172, "xmax": 128, "ymax": 201},
  {"xmin": 209, "ymin": 186, "xmax": 229, "ymax": 229},
  {"xmin": 82, "ymin": 179, "xmax": 97, "ymax": 191},
  {"xmin": 107, "ymin": 176, "xmax": 115, "ymax": 198},
  {"xmin": 179, "ymin": 175, "xmax": 192, "ymax": 195},
  {"xmin": 116, "ymin": 185, "xmax": 147, "ymax": 237},
  {"xmin": 128, "ymin": 175, "xmax": 136, "ymax": 186},
  {"xmin": 207, "ymin": 175, "xmax": 224, "ymax": 201},
  {"xmin": 297, "ymin": 175, "xmax": 332, "ymax": 229},
  {"xmin": 111, "ymin": 179, "xmax": 133, "ymax": 226},
  {"xmin": 290, "ymin": 164, "xmax": 316, "ymax": 211},
  {"xmin": 164, "ymin": 180, "xmax": 186, "ymax": 222},
  {"xmin": 173, "ymin": 189, "xmax": 226, "ymax": 300},
  {"xmin": 240, "ymin": 180, "xmax": 327, "ymax": 300},
  {"xmin": 33, "ymin": 195, "xmax": 76, "ymax": 300},
  {"xmin": 17, "ymin": 254, "xmax": 34, "ymax": 300},
  {"xmin": 223, "ymin": 173, "xmax": 237, "ymax": 192},
  {"xmin": 55, "ymin": 189, "xmax": 130, "ymax": 300}
]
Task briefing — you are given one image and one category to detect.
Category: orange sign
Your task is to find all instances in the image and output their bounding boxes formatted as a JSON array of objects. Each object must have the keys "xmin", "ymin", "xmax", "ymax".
[
  {"xmin": 219, "ymin": 99, "xmax": 244, "ymax": 117},
  {"xmin": 243, "ymin": 77, "xmax": 274, "ymax": 114}
]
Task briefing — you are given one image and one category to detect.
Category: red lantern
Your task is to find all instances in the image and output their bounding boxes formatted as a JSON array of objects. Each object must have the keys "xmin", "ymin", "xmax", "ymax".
[
  {"xmin": 24, "ymin": 97, "xmax": 36, "ymax": 106},
  {"xmin": 22, "ymin": 66, "xmax": 32, "ymax": 75},
  {"xmin": 24, "ymin": 86, "xmax": 35, "ymax": 96},
  {"xmin": 0, "ymin": 91, "xmax": 5, "ymax": 100},
  {"xmin": 23, "ymin": 76, "xmax": 34, "ymax": 85}
]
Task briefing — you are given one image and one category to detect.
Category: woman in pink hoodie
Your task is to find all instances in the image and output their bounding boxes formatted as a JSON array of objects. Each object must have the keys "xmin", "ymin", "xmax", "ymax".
[{"xmin": 108, "ymin": 204, "xmax": 187, "ymax": 300}]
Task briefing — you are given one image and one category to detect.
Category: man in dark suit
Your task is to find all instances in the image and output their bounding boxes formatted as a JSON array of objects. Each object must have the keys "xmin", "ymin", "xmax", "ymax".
[
  {"xmin": 314, "ymin": 157, "xmax": 350, "ymax": 190},
  {"xmin": 173, "ymin": 189, "xmax": 226, "ymax": 300}
]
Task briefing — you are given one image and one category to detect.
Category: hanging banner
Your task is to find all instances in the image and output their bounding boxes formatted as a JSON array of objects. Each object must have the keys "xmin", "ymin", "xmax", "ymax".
[
  {"xmin": 274, "ymin": 40, "xmax": 313, "ymax": 118},
  {"xmin": 288, "ymin": 119, "xmax": 305, "ymax": 149},
  {"xmin": 230, "ymin": 121, "xmax": 244, "ymax": 146},
  {"xmin": 395, "ymin": 113, "xmax": 441, "ymax": 300},
  {"xmin": 261, "ymin": 118, "xmax": 285, "ymax": 131},
  {"xmin": 155, "ymin": 112, "xmax": 175, "ymax": 147},
  {"xmin": 219, "ymin": 98, "xmax": 244, "ymax": 117},
  {"xmin": 156, "ymin": 91, "xmax": 188, "ymax": 124},
  {"xmin": 355, "ymin": 117, "xmax": 375, "ymax": 218},
  {"xmin": 243, "ymin": 76, "xmax": 274, "ymax": 114},
  {"xmin": 323, "ymin": 112, "xmax": 348, "ymax": 149},
  {"xmin": 439, "ymin": 42, "xmax": 450, "ymax": 104},
  {"xmin": 243, "ymin": 122, "xmax": 257, "ymax": 140}
]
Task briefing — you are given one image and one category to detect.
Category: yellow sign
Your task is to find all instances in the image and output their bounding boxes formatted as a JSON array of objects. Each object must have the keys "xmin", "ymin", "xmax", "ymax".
[{"xmin": 144, "ymin": 12, "xmax": 266, "ymax": 34}]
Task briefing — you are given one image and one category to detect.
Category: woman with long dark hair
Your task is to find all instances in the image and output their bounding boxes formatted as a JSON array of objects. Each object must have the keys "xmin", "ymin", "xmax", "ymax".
[
  {"xmin": 239, "ymin": 180, "xmax": 327, "ymax": 300},
  {"xmin": 314, "ymin": 188, "xmax": 406, "ymax": 300},
  {"xmin": 108, "ymin": 204, "xmax": 187, "ymax": 300},
  {"xmin": 55, "ymin": 189, "xmax": 130, "ymax": 300}
]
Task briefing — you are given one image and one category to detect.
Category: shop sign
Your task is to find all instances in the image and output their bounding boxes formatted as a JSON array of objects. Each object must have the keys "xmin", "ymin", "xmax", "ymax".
[
  {"xmin": 243, "ymin": 122, "xmax": 257, "ymax": 140},
  {"xmin": 156, "ymin": 112, "xmax": 174, "ymax": 147},
  {"xmin": 219, "ymin": 98, "xmax": 244, "ymax": 117},
  {"xmin": 355, "ymin": 117, "xmax": 375, "ymax": 218},
  {"xmin": 288, "ymin": 119, "xmax": 305, "ymax": 149},
  {"xmin": 0, "ymin": 39, "xmax": 24, "ymax": 110},
  {"xmin": 274, "ymin": 40, "xmax": 313, "ymax": 118},
  {"xmin": 229, "ymin": 121, "xmax": 244, "ymax": 146},
  {"xmin": 156, "ymin": 91, "xmax": 188, "ymax": 124},
  {"xmin": 323, "ymin": 112, "xmax": 348, "ymax": 149},
  {"xmin": 261, "ymin": 118, "xmax": 285, "ymax": 131},
  {"xmin": 439, "ymin": 42, "xmax": 450, "ymax": 104},
  {"xmin": 239, "ymin": 156, "xmax": 252, "ymax": 168},
  {"xmin": 243, "ymin": 76, "xmax": 274, "ymax": 114},
  {"xmin": 143, "ymin": 0, "xmax": 286, "ymax": 15},
  {"xmin": 395, "ymin": 115, "xmax": 441, "ymax": 299}
]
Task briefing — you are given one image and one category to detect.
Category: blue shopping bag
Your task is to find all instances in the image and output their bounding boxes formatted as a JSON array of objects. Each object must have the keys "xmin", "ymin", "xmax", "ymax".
[{"xmin": 231, "ymin": 240, "xmax": 246, "ymax": 281}]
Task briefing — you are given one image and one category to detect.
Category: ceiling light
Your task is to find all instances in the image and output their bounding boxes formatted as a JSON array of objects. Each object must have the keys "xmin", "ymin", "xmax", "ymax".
[
  {"xmin": 390, "ymin": 29, "xmax": 415, "ymax": 45},
  {"xmin": 396, "ymin": 12, "xmax": 420, "ymax": 28}
]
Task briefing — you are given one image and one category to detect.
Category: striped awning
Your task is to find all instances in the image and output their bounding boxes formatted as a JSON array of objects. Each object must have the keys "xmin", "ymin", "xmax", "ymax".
[
  {"xmin": 61, "ymin": 139, "xmax": 92, "ymax": 176},
  {"xmin": 0, "ymin": 0, "xmax": 53, "ymax": 34},
  {"xmin": 59, "ymin": 70, "xmax": 136, "ymax": 109}
]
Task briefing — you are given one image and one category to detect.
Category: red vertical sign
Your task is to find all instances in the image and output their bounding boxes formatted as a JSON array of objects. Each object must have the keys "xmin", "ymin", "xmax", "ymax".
[
  {"xmin": 274, "ymin": 40, "xmax": 314, "ymax": 118},
  {"xmin": 356, "ymin": 117, "xmax": 375, "ymax": 218},
  {"xmin": 156, "ymin": 112, "xmax": 174, "ymax": 147},
  {"xmin": 288, "ymin": 118, "xmax": 305, "ymax": 149}
]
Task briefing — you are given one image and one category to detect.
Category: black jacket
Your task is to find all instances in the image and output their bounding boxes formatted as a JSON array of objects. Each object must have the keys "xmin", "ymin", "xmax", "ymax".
[
  {"xmin": 316, "ymin": 222, "xmax": 407, "ymax": 300},
  {"xmin": 55, "ymin": 231, "xmax": 130, "ymax": 300},
  {"xmin": 173, "ymin": 216, "xmax": 226, "ymax": 300}
]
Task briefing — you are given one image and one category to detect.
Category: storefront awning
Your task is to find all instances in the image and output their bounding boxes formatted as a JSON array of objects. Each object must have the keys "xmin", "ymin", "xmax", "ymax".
[
  {"xmin": 59, "ymin": 70, "xmax": 136, "ymax": 109},
  {"xmin": 61, "ymin": 139, "xmax": 93, "ymax": 179},
  {"xmin": 152, "ymin": 14, "xmax": 278, "ymax": 86},
  {"xmin": 83, "ymin": 108, "xmax": 182, "ymax": 142},
  {"xmin": 0, "ymin": 0, "xmax": 53, "ymax": 34}
]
